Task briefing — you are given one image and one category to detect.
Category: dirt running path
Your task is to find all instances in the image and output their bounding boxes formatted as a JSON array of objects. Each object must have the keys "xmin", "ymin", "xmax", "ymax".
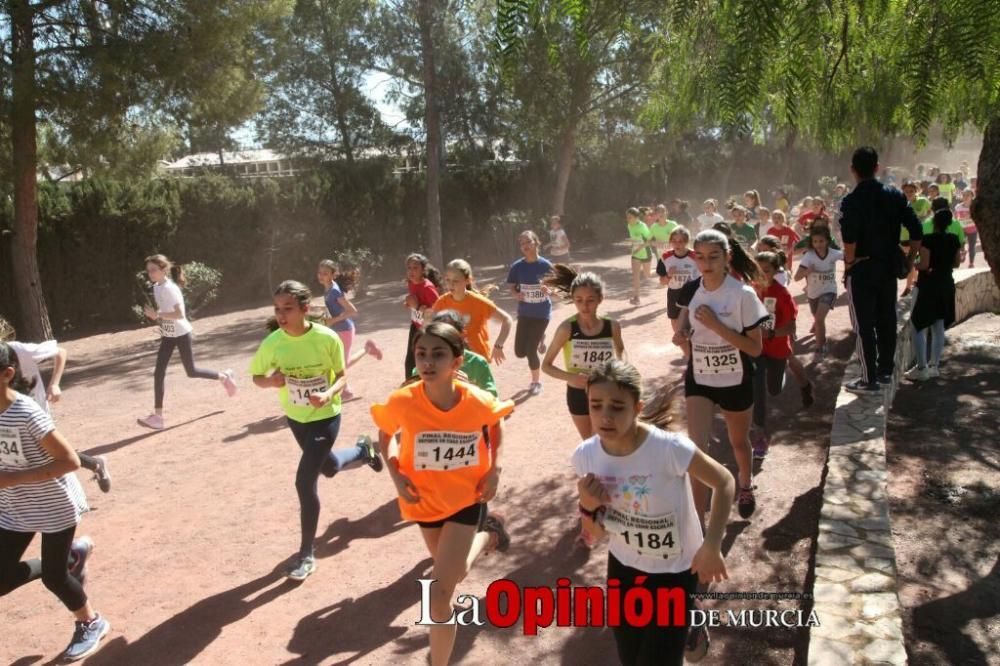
[{"xmin": 6, "ymin": 244, "xmax": 864, "ymax": 665}]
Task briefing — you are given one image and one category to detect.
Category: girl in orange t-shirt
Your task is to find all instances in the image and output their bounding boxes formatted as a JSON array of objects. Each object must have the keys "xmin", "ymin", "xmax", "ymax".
[
  {"xmin": 371, "ymin": 321, "xmax": 514, "ymax": 666},
  {"xmin": 432, "ymin": 259, "xmax": 513, "ymax": 363}
]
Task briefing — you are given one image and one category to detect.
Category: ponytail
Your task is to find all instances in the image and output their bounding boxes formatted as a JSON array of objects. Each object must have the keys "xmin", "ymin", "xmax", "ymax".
[
  {"xmin": 145, "ymin": 253, "xmax": 185, "ymax": 287},
  {"xmin": 0, "ymin": 342, "xmax": 36, "ymax": 396},
  {"xmin": 406, "ymin": 253, "xmax": 445, "ymax": 291},
  {"xmin": 171, "ymin": 264, "xmax": 186, "ymax": 288},
  {"xmin": 728, "ymin": 237, "xmax": 762, "ymax": 283}
]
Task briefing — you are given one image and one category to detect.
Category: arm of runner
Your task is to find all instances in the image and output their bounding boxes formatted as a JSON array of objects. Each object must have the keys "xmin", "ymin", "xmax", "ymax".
[
  {"xmin": 47, "ymin": 345, "xmax": 68, "ymax": 403},
  {"xmin": 252, "ymin": 372, "xmax": 285, "ymax": 388},
  {"xmin": 687, "ymin": 447, "xmax": 734, "ymax": 583},
  {"xmin": 0, "ymin": 429, "xmax": 80, "ymax": 489},
  {"xmin": 308, "ymin": 369, "xmax": 345, "ymax": 408},
  {"xmin": 577, "ymin": 472, "xmax": 610, "ymax": 541},
  {"xmin": 540, "ymin": 322, "xmax": 581, "ymax": 386},
  {"xmin": 378, "ymin": 429, "xmax": 420, "ymax": 503},
  {"xmin": 611, "ymin": 320, "xmax": 625, "ymax": 360},
  {"xmin": 476, "ymin": 420, "xmax": 504, "ymax": 502},
  {"xmin": 490, "ymin": 308, "xmax": 513, "ymax": 364},
  {"xmin": 671, "ymin": 308, "xmax": 692, "ymax": 354},
  {"xmin": 326, "ymin": 295, "xmax": 358, "ymax": 327}
]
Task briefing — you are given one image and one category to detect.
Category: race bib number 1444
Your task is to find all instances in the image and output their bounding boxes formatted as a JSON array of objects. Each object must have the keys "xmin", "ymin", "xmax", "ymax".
[{"xmin": 414, "ymin": 431, "xmax": 481, "ymax": 471}]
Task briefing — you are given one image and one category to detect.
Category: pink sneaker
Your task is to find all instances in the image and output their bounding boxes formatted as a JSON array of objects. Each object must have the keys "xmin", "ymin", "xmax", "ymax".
[
  {"xmin": 221, "ymin": 369, "xmax": 238, "ymax": 397},
  {"xmin": 364, "ymin": 339, "xmax": 383, "ymax": 361},
  {"xmin": 137, "ymin": 413, "xmax": 164, "ymax": 430}
]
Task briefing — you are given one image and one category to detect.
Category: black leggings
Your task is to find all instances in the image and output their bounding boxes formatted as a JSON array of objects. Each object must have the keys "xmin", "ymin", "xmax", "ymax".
[
  {"xmin": 0, "ymin": 525, "xmax": 87, "ymax": 612},
  {"xmin": 608, "ymin": 553, "xmax": 697, "ymax": 666},
  {"xmin": 513, "ymin": 316, "xmax": 549, "ymax": 370},
  {"xmin": 154, "ymin": 333, "xmax": 219, "ymax": 408},
  {"xmin": 286, "ymin": 415, "xmax": 365, "ymax": 557}
]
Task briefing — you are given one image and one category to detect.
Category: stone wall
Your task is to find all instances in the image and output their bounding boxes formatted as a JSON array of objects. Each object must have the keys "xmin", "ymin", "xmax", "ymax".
[{"xmin": 808, "ymin": 269, "xmax": 999, "ymax": 666}]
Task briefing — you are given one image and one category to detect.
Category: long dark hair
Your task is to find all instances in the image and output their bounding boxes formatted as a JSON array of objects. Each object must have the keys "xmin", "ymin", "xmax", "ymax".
[
  {"xmin": 406, "ymin": 253, "xmax": 444, "ymax": 291},
  {"xmin": 695, "ymin": 229, "xmax": 761, "ymax": 283},
  {"xmin": 318, "ymin": 259, "xmax": 360, "ymax": 293},
  {"xmin": 265, "ymin": 280, "xmax": 312, "ymax": 332},
  {"xmin": 0, "ymin": 342, "xmax": 36, "ymax": 395},
  {"xmin": 543, "ymin": 264, "xmax": 605, "ymax": 302}
]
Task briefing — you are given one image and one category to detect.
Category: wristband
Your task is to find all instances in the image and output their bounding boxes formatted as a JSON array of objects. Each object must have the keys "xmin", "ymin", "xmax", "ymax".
[{"xmin": 578, "ymin": 504, "xmax": 605, "ymax": 521}]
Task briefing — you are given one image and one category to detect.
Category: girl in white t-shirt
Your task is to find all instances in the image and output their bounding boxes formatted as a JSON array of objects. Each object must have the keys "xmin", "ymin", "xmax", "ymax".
[
  {"xmin": 672, "ymin": 230, "xmax": 769, "ymax": 521},
  {"xmin": 0, "ymin": 342, "xmax": 110, "ymax": 661},
  {"xmin": 574, "ymin": 360, "xmax": 734, "ymax": 665},
  {"xmin": 137, "ymin": 254, "xmax": 237, "ymax": 430},
  {"xmin": 794, "ymin": 227, "xmax": 843, "ymax": 359},
  {"xmin": 656, "ymin": 226, "xmax": 701, "ymax": 338}
]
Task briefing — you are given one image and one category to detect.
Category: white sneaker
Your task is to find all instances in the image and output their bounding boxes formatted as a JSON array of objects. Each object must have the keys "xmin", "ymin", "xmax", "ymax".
[
  {"xmin": 529, "ymin": 382, "xmax": 543, "ymax": 396},
  {"xmin": 221, "ymin": 369, "xmax": 238, "ymax": 397},
  {"xmin": 904, "ymin": 366, "xmax": 929, "ymax": 382},
  {"xmin": 137, "ymin": 413, "xmax": 164, "ymax": 430},
  {"xmin": 927, "ymin": 365, "xmax": 940, "ymax": 378}
]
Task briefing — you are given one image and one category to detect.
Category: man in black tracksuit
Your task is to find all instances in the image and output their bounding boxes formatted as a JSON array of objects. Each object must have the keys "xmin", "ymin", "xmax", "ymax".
[{"xmin": 839, "ymin": 147, "xmax": 924, "ymax": 392}]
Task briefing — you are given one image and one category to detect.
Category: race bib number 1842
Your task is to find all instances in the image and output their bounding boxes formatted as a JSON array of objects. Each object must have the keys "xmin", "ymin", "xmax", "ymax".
[{"xmin": 570, "ymin": 339, "xmax": 614, "ymax": 371}]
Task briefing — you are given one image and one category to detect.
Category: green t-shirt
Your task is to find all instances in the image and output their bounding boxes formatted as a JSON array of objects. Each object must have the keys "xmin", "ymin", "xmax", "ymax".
[
  {"xmin": 731, "ymin": 222, "xmax": 757, "ymax": 247},
  {"xmin": 410, "ymin": 349, "xmax": 498, "ymax": 397},
  {"xmin": 911, "ymin": 197, "xmax": 931, "ymax": 218},
  {"xmin": 249, "ymin": 323, "xmax": 345, "ymax": 423},
  {"xmin": 937, "ymin": 182, "xmax": 956, "ymax": 202},
  {"xmin": 627, "ymin": 221, "xmax": 653, "ymax": 261},
  {"xmin": 921, "ymin": 217, "xmax": 965, "ymax": 244},
  {"xmin": 649, "ymin": 220, "xmax": 678, "ymax": 244}
]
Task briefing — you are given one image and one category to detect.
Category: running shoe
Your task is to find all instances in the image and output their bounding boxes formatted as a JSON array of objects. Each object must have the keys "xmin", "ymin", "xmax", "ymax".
[
  {"xmin": 877, "ymin": 371, "xmax": 893, "ymax": 384},
  {"xmin": 737, "ymin": 485, "xmax": 757, "ymax": 519},
  {"xmin": 63, "ymin": 614, "xmax": 110, "ymax": 662},
  {"xmin": 68, "ymin": 536, "xmax": 94, "ymax": 586},
  {"xmin": 137, "ymin": 413, "xmax": 164, "ymax": 430},
  {"xmin": 483, "ymin": 514, "xmax": 511, "ymax": 554},
  {"xmin": 357, "ymin": 435, "xmax": 383, "ymax": 472},
  {"xmin": 528, "ymin": 382, "xmax": 543, "ymax": 396},
  {"xmin": 287, "ymin": 554, "xmax": 316, "ymax": 581},
  {"xmin": 904, "ymin": 366, "xmax": 929, "ymax": 382},
  {"xmin": 751, "ymin": 432, "xmax": 769, "ymax": 460},
  {"xmin": 341, "ymin": 388, "xmax": 355, "ymax": 401},
  {"xmin": 901, "ymin": 287, "xmax": 912, "ymax": 297},
  {"xmin": 92, "ymin": 456, "xmax": 112, "ymax": 493},
  {"xmin": 684, "ymin": 619, "xmax": 710, "ymax": 662},
  {"xmin": 365, "ymin": 339, "xmax": 384, "ymax": 361},
  {"xmin": 927, "ymin": 365, "xmax": 940, "ymax": 378},
  {"xmin": 844, "ymin": 378, "xmax": 880, "ymax": 394},
  {"xmin": 800, "ymin": 382, "xmax": 815, "ymax": 408},
  {"xmin": 813, "ymin": 344, "xmax": 827, "ymax": 361},
  {"xmin": 221, "ymin": 369, "xmax": 238, "ymax": 397}
]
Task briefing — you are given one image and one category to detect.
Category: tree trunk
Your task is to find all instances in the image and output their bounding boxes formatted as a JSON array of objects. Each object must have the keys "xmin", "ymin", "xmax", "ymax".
[
  {"xmin": 777, "ymin": 130, "xmax": 797, "ymax": 187},
  {"xmin": 318, "ymin": 2, "xmax": 354, "ymax": 165},
  {"xmin": 973, "ymin": 116, "xmax": 999, "ymax": 288},
  {"xmin": 549, "ymin": 122, "xmax": 578, "ymax": 216},
  {"xmin": 9, "ymin": 1, "xmax": 53, "ymax": 341},
  {"xmin": 418, "ymin": 0, "xmax": 443, "ymax": 268}
]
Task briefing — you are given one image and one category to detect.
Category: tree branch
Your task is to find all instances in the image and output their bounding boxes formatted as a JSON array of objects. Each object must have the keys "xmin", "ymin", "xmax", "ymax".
[{"xmin": 826, "ymin": 8, "xmax": 849, "ymax": 93}]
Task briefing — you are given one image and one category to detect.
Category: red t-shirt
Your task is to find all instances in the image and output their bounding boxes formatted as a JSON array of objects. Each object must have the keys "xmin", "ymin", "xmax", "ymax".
[
  {"xmin": 407, "ymin": 278, "xmax": 440, "ymax": 328},
  {"xmin": 757, "ymin": 282, "xmax": 796, "ymax": 359}
]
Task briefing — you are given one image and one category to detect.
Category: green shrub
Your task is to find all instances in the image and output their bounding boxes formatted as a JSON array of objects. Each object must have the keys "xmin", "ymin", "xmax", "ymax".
[{"xmin": 132, "ymin": 261, "xmax": 223, "ymax": 321}]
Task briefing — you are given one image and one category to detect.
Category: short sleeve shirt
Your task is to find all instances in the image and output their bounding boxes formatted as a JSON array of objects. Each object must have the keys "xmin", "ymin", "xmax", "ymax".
[
  {"xmin": 731, "ymin": 223, "xmax": 757, "ymax": 247},
  {"xmin": 627, "ymin": 222, "xmax": 653, "ymax": 261},
  {"xmin": 153, "ymin": 279, "xmax": 194, "ymax": 337},
  {"xmin": 506, "ymin": 257, "xmax": 554, "ymax": 319},
  {"xmin": 9, "ymin": 340, "xmax": 58, "ymax": 411},
  {"xmin": 649, "ymin": 221, "xmax": 678, "ymax": 245},
  {"xmin": 571, "ymin": 427, "xmax": 703, "ymax": 573},
  {"xmin": 758, "ymin": 282, "xmax": 796, "ymax": 359},
  {"xmin": 249, "ymin": 323, "xmax": 345, "ymax": 423},
  {"xmin": 799, "ymin": 249, "xmax": 844, "ymax": 299},
  {"xmin": 324, "ymin": 283, "xmax": 355, "ymax": 333},
  {"xmin": 0, "ymin": 394, "xmax": 89, "ymax": 532},
  {"xmin": 370, "ymin": 382, "xmax": 514, "ymax": 522},
  {"xmin": 408, "ymin": 279, "xmax": 440, "ymax": 328},
  {"xmin": 661, "ymin": 251, "xmax": 701, "ymax": 291},
  {"xmin": 410, "ymin": 350, "xmax": 498, "ymax": 397},
  {"xmin": 432, "ymin": 291, "xmax": 498, "ymax": 360},
  {"xmin": 678, "ymin": 276, "xmax": 769, "ymax": 387}
]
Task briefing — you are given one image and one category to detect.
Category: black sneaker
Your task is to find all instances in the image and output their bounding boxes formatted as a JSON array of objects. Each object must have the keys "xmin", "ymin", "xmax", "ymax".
[
  {"xmin": 483, "ymin": 514, "xmax": 511, "ymax": 553},
  {"xmin": 685, "ymin": 618, "xmax": 710, "ymax": 662},
  {"xmin": 800, "ymin": 382, "xmax": 815, "ymax": 408},
  {"xmin": 93, "ymin": 456, "xmax": 112, "ymax": 493},
  {"xmin": 68, "ymin": 536, "xmax": 94, "ymax": 587},
  {"xmin": 357, "ymin": 435, "xmax": 383, "ymax": 473},
  {"xmin": 737, "ymin": 486, "xmax": 756, "ymax": 519},
  {"xmin": 877, "ymin": 371, "xmax": 893, "ymax": 384},
  {"xmin": 844, "ymin": 378, "xmax": 881, "ymax": 394}
]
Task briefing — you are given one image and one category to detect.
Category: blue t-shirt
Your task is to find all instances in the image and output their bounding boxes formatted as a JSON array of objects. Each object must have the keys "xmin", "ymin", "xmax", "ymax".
[
  {"xmin": 324, "ymin": 282, "xmax": 355, "ymax": 333},
  {"xmin": 506, "ymin": 257, "xmax": 553, "ymax": 320}
]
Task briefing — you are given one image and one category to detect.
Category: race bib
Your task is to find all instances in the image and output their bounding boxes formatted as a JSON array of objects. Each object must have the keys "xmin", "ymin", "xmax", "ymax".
[
  {"xmin": 286, "ymin": 375, "xmax": 329, "ymax": 407},
  {"xmin": 692, "ymin": 342, "xmax": 741, "ymax": 379},
  {"xmin": 410, "ymin": 308, "xmax": 425, "ymax": 326},
  {"xmin": 413, "ymin": 431, "xmax": 481, "ymax": 471},
  {"xmin": 762, "ymin": 297, "xmax": 777, "ymax": 330},
  {"xmin": 808, "ymin": 271, "xmax": 836, "ymax": 290},
  {"xmin": 570, "ymin": 338, "xmax": 615, "ymax": 371},
  {"xmin": 159, "ymin": 319, "xmax": 177, "ymax": 336},
  {"xmin": 520, "ymin": 284, "xmax": 547, "ymax": 304},
  {"xmin": 605, "ymin": 509, "xmax": 680, "ymax": 559},
  {"xmin": 669, "ymin": 271, "xmax": 692, "ymax": 290},
  {"xmin": 0, "ymin": 427, "xmax": 28, "ymax": 469}
]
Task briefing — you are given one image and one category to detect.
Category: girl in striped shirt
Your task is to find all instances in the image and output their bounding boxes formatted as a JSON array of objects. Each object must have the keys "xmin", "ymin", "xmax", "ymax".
[{"xmin": 0, "ymin": 342, "xmax": 110, "ymax": 661}]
